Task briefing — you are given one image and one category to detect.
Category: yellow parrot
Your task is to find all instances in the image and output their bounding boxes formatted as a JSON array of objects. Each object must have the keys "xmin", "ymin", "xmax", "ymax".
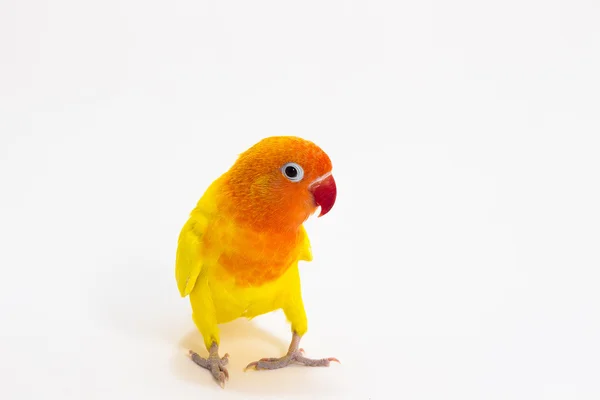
[{"xmin": 175, "ymin": 136, "xmax": 338, "ymax": 387}]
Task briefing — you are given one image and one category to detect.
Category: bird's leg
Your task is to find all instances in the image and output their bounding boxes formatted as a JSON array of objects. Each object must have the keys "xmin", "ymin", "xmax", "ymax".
[
  {"xmin": 245, "ymin": 332, "xmax": 339, "ymax": 371},
  {"xmin": 189, "ymin": 342, "xmax": 230, "ymax": 388}
]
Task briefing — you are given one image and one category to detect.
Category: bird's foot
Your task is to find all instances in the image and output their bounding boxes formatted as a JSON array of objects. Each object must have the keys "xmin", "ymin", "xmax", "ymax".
[
  {"xmin": 245, "ymin": 348, "xmax": 339, "ymax": 371},
  {"xmin": 189, "ymin": 348, "xmax": 229, "ymax": 388}
]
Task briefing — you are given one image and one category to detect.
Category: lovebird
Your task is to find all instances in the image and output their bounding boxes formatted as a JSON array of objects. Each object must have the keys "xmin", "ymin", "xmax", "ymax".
[{"xmin": 175, "ymin": 136, "xmax": 338, "ymax": 387}]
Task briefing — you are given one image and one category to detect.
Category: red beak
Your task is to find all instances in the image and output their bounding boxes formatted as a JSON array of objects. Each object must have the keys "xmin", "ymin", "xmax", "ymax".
[{"xmin": 310, "ymin": 174, "xmax": 337, "ymax": 217}]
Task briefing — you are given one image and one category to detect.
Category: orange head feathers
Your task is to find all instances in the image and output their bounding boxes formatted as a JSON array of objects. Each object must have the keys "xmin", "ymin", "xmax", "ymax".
[{"xmin": 217, "ymin": 136, "xmax": 336, "ymax": 232}]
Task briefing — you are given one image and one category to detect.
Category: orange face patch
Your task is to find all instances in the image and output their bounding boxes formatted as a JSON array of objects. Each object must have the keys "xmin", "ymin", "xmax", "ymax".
[
  {"xmin": 219, "ymin": 136, "xmax": 333, "ymax": 232},
  {"xmin": 202, "ymin": 136, "xmax": 333, "ymax": 287}
]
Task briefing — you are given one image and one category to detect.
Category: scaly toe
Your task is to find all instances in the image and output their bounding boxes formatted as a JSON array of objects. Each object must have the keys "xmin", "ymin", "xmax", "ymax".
[
  {"xmin": 189, "ymin": 349, "xmax": 230, "ymax": 387},
  {"xmin": 245, "ymin": 349, "xmax": 340, "ymax": 371},
  {"xmin": 214, "ymin": 370, "xmax": 227, "ymax": 388},
  {"xmin": 216, "ymin": 373, "xmax": 226, "ymax": 388},
  {"xmin": 245, "ymin": 355, "xmax": 293, "ymax": 371},
  {"xmin": 220, "ymin": 354, "xmax": 230, "ymax": 367},
  {"xmin": 293, "ymin": 351, "xmax": 340, "ymax": 367}
]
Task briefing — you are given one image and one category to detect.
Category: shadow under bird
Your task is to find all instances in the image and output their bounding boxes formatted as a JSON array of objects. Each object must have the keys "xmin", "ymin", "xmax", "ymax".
[{"xmin": 175, "ymin": 136, "xmax": 339, "ymax": 388}]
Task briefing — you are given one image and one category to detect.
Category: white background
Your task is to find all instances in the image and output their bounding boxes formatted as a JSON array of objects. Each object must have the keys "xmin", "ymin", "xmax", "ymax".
[{"xmin": 1, "ymin": 0, "xmax": 599, "ymax": 399}]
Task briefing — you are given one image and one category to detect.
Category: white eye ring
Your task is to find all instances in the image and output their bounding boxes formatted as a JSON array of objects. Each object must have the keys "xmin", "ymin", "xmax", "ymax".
[{"xmin": 281, "ymin": 162, "xmax": 304, "ymax": 182}]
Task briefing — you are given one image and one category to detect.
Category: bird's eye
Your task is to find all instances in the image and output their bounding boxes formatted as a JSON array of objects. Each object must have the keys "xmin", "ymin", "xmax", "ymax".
[{"xmin": 281, "ymin": 162, "xmax": 304, "ymax": 182}]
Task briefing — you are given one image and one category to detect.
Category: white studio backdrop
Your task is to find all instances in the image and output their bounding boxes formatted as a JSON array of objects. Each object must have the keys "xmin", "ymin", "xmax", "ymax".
[{"xmin": 1, "ymin": 1, "xmax": 599, "ymax": 399}]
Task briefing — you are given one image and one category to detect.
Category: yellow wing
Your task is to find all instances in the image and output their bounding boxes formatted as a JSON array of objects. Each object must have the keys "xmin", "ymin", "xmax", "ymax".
[
  {"xmin": 175, "ymin": 215, "xmax": 208, "ymax": 297},
  {"xmin": 175, "ymin": 177, "xmax": 223, "ymax": 297}
]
